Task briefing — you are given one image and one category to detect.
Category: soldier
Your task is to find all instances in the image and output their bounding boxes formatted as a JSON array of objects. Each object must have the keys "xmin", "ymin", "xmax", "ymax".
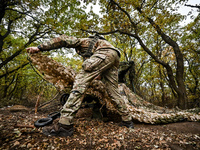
[{"xmin": 26, "ymin": 34, "xmax": 134, "ymax": 137}]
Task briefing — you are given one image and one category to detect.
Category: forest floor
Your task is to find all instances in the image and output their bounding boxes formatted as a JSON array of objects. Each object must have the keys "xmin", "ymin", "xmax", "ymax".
[{"xmin": 0, "ymin": 106, "xmax": 200, "ymax": 150}]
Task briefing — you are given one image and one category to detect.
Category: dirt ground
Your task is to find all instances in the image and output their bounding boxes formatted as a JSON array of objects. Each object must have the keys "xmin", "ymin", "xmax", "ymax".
[{"xmin": 0, "ymin": 107, "xmax": 200, "ymax": 150}]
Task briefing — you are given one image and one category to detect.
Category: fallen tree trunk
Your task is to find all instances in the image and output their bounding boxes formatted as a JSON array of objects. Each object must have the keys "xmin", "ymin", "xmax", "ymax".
[{"xmin": 29, "ymin": 53, "xmax": 200, "ymax": 124}]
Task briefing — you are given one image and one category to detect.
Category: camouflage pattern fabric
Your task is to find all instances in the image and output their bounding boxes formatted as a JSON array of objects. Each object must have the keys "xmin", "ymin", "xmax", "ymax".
[
  {"xmin": 39, "ymin": 34, "xmax": 120, "ymax": 57},
  {"xmin": 39, "ymin": 35, "xmax": 132, "ymax": 125}
]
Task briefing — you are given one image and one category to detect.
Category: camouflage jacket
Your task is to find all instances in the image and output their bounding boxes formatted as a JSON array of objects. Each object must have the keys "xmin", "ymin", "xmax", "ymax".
[{"xmin": 38, "ymin": 34, "xmax": 120, "ymax": 57}]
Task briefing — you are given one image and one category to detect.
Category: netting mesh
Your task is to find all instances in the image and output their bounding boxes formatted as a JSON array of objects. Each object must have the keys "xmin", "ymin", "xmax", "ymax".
[{"xmin": 29, "ymin": 53, "xmax": 200, "ymax": 124}]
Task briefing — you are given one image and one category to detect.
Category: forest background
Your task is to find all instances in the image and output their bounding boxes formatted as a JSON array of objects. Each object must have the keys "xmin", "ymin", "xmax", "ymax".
[{"xmin": 0, "ymin": 0, "xmax": 199, "ymax": 110}]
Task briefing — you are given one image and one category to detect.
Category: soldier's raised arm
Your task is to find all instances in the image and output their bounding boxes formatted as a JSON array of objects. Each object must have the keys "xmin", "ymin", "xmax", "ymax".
[{"xmin": 26, "ymin": 34, "xmax": 81, "ymax": 53}]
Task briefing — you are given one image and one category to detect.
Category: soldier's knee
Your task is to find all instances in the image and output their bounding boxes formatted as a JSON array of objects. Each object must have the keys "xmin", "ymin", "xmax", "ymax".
[{"xmin": 63, "ymin": 91, "xmax": 82, "ymax": 107}]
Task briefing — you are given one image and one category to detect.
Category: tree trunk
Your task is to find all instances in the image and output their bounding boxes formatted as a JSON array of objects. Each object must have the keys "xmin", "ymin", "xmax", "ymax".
[
  {"xmin": 158, "ymin": 66, "xmax": 165, "ymax": 106},
  {"xmin": 108, "ymin": 1, "xmax": 188, "ymax": 109},
  {"xmin": 136, "ymin": 7, "xmax": 187, "ymax": 109},
  {"xmin": 177, "ymin": 84, "xmax": 187, "ymax": 109}
]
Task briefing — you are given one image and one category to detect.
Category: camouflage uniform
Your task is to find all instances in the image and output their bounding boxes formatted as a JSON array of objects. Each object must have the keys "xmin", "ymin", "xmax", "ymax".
[{"xmin": 39, "ymin": 34, "xmax": 132, "ymax": 125}]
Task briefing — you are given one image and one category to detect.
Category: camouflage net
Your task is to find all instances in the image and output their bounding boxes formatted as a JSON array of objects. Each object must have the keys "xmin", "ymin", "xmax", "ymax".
[{"xmin": 29, "ymin": 53, "xmax": 200, "ymax": 124}]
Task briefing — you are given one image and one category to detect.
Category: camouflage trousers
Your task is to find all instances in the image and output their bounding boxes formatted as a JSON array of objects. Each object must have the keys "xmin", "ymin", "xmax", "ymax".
[{"xmin": 59, "ymin": 49, "xmax": 132, "ymax": 125}]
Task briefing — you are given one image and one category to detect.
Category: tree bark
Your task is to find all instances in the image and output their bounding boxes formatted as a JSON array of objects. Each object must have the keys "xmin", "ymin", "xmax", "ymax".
[{"xmin": 158, "ymin": 65, "xmax": 165, "ymax": 106}]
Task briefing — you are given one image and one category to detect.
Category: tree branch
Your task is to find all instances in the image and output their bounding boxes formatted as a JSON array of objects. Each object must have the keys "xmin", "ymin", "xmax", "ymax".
[
  {"xmin": 81, "ymin": 29, "xmax": 137, "ymax": 37},
  {"xmin": 134, "ymin": 4, "xmax": 184, "ymax": 94},
  {"xmin": 185, "ymin": 4, "xmax": 200, "ymax": 9},
  {"xmin": 8, "ymin": 73, "xmax": 19, "ymax": 97},
  {"xmin": 0, "ymin": 62, "xmax": 29, "ymax": 79},
  {"xmin": 110, "ymin": 0, "xmax": 137, "ymax": 28},
  {"xmin": 2, "ymin": 19, "xmax": 13, "ymax": 39}
]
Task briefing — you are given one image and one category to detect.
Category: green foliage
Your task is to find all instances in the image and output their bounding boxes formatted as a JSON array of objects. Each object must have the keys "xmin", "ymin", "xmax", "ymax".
[
  {"xmin": 180, "ymin": 14, "xmax": 200, "ymax": 107},
  {"xmin": 0, "ymin": 0, "xmax": 98, "ymax": 106},
  {"xmin": 0, "ymin": 0, "xmax": 199, "ymax": 108},
  {"xmin": 96, "ymin": 0, "xmax": 199, "ymax": 108},
  {"xmin": 53, "ymin": 53, "xmax": 83, "ymax": 72}
]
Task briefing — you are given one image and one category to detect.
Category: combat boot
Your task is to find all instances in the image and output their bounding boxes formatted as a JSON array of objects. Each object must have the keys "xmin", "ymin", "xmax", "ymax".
[
  {"xmin": 119, "ymin": 120, "xmax": 134, "ymax": 129},
  {"xmin": 42, "ymin": 123, "xmax": 73, "ymax": 137}
]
